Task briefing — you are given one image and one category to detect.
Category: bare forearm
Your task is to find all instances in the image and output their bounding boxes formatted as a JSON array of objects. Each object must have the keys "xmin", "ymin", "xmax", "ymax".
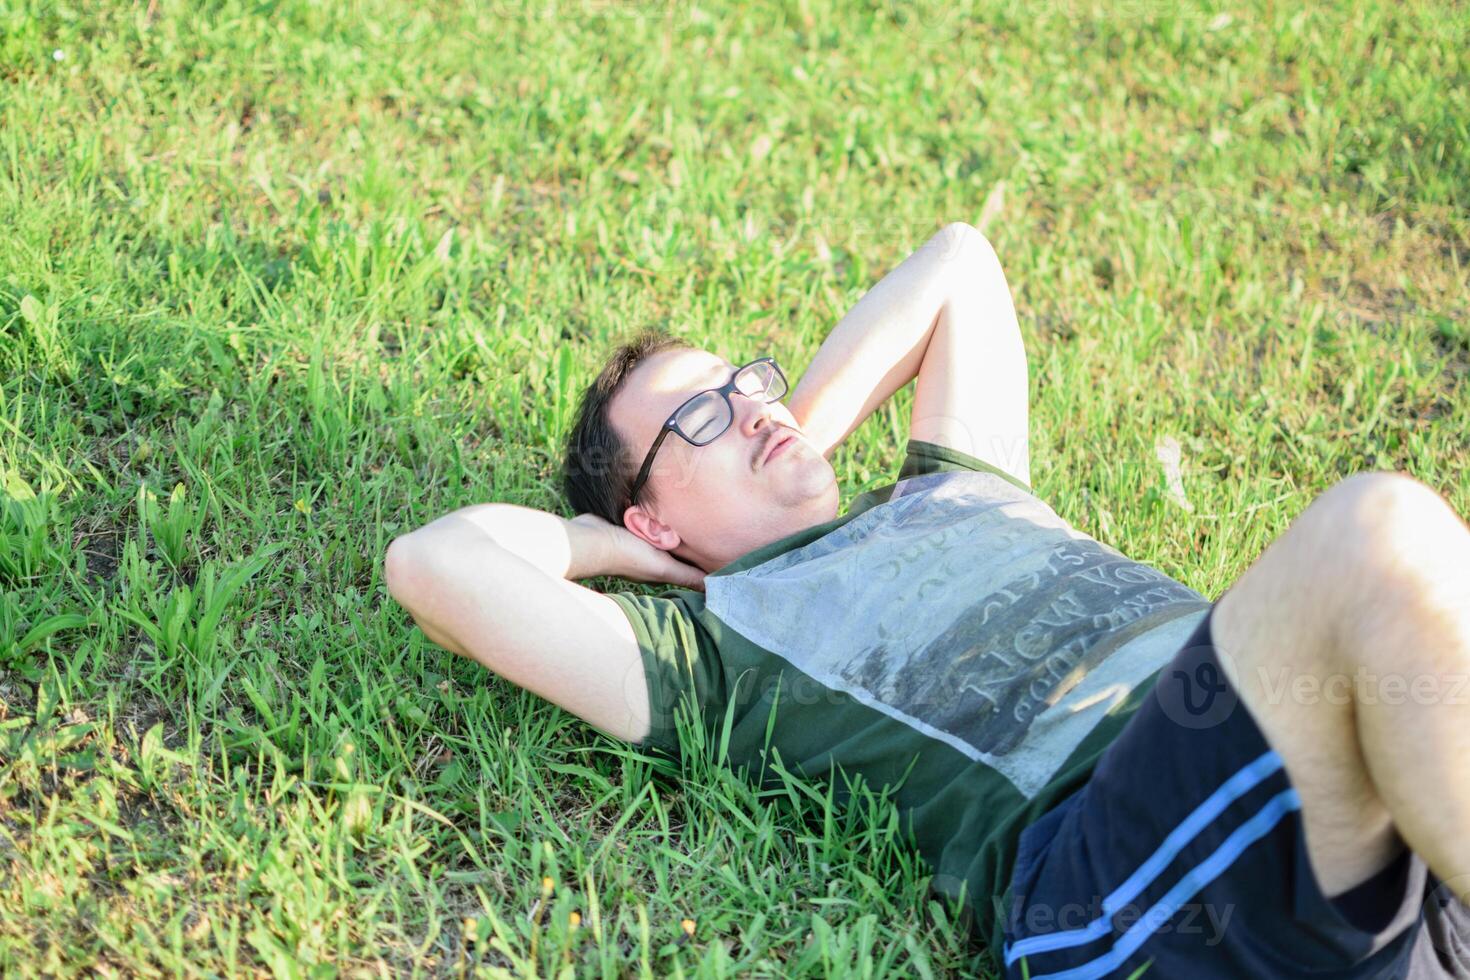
[
  {"xmin": 399, "ymin": 504, "xmax": 614, "ymax": 581},
  {"xmin": 787, "ymin": 222, "xmax": 989, "ymax": 458}
]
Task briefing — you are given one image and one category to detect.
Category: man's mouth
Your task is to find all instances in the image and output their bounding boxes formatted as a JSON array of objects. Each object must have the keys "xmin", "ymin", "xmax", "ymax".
[{"xmin": 759, "ymin": 429, "xmax": 796, "ymax": 468}]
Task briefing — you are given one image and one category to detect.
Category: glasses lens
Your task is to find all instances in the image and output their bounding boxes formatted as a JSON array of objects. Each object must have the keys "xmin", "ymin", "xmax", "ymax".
[
  {"xmin": 675, "ymin": 391, "xmax": 731, "ymax": 445},
  {"xmin": 736, "ymin": 360, "xmax": 786, "ymax": 400}
]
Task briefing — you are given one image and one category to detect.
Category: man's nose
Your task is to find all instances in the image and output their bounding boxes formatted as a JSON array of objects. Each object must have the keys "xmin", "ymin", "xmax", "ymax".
[{"xmin": 733, "ymin": 393, "xmax": 775, "ymax": 436}]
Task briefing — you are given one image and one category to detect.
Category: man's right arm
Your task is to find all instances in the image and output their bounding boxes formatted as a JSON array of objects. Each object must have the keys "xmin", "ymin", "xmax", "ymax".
[{"xmin": 383, "ymin": 506, "xmax": 702, "ymax": 743}]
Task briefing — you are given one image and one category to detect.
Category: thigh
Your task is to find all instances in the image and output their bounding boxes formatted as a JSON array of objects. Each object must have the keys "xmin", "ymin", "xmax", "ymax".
[
  {"xmin": 1211, "ymin": 491, "xmax": 1401, "ymax": 897},
  {"xmin": 1000, "ymin": 611, "xmax": 1434, "ymax": 980}
]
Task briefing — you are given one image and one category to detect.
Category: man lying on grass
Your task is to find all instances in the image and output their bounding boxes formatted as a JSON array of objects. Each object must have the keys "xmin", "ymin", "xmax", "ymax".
[{"xmin": 384, "ymin": 222, "xmax": 1470, "ymax": 978}]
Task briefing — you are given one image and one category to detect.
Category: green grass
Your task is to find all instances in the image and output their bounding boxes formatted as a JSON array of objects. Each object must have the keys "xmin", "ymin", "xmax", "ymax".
[{"xmin": 1, "ymin": 0, "xmax": 1466, "ymax": 975}]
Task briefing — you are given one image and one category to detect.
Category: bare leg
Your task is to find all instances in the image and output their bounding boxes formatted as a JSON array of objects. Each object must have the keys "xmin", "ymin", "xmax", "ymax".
[{"xmin": 1212, "ymin": 472, "xmax": 1470, "ymax": 902}]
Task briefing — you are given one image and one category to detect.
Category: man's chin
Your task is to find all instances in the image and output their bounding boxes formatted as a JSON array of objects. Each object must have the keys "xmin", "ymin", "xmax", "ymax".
[{"xmin": 792, "ymin": 466, "xmax": 841, "ymax": 519}]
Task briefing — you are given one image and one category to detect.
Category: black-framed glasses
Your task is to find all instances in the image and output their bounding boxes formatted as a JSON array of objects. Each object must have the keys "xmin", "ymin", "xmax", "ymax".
[{"xmin": 626, "ymin": 356, "xmax": 789, "ymax": 507}]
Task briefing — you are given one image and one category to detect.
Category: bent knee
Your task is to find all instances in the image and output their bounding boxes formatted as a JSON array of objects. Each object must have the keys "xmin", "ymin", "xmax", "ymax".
[
  {"xmin": 1309, "ymin": 472, "xmax": 1469, "ymax": 627},
  {"xmin": 1310, "ymin": 473, "xmax": 1464, "ymax": 564}
]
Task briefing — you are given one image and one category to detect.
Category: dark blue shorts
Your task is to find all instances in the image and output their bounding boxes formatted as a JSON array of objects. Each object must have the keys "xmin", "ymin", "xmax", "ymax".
[{"xmin": 1000, "ymin": 608, "xmax": 1470, "ymax": 979}]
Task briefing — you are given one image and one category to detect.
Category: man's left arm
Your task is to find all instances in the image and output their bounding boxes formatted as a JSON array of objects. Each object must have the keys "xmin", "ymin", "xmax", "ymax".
[{"xmin": 786, "ymin": 221, "xmax": 1031, "ymax": 486}]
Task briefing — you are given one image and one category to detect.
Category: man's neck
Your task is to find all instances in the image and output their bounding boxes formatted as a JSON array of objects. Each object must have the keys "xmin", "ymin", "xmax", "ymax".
[{"xmin": 684, "ymin": 495, "xmax": 841, "ymax": 574}]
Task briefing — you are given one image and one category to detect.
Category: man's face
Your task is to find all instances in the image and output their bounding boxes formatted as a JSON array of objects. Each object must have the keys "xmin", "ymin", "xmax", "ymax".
[{"xmin": 609, "ymin": 347, "xmax": 839, "ymax": 572}]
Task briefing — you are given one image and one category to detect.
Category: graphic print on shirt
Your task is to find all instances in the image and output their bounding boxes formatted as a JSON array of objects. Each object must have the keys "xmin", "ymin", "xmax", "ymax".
[{"xmin": 705, "ymin": 470, "xmax": 1210, "ymax": 798}]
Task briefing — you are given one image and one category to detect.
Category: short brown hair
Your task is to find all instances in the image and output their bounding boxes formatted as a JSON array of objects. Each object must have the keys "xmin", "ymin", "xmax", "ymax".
[{"xmin": 562, "ymin": 331, "xmax": 694, "ymax": 525}]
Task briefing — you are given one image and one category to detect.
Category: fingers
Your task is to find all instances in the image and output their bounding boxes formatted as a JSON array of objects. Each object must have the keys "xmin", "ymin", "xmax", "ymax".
[{"xmin": 662, "ymin": 559, "xmax": 706, "ymax": 591}]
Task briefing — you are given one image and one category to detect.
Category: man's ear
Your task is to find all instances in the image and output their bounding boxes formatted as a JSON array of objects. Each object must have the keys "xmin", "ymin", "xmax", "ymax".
[{"xmin": 622, "ymin": 503, "xmax": 681, "ymax": 552}]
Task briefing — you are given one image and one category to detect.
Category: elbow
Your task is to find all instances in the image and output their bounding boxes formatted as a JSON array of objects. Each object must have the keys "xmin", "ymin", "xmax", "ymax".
[
  {"xmin": 383, "ymin": 534, "xmax": 422, "ymax": 606},
  {"xmin": 936, "ymin": 222, "xmax": 1004, "ymax": 295},
  {"xmin": 940, "ymin": 221, "xmax": 999, "ymax": 264},
  {"xmin": 383, "ymin": 534, "xmax": 454, "ymax": 650},
  {"xmin": 940, "ymin": 220, "xmax": 981, "ymax": 242}
]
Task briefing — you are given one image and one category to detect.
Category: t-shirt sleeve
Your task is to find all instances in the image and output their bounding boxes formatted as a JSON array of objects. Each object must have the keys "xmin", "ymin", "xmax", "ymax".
[
  {"xmin": 895, "ymin": 438, "xmax": 1032, "ymax": 491},
  {"xmin": 605, "ymin": 590, "xmax": 727, "ymax": 760},
  {"xmin": 847, "ymin": 438, "xmax": 1033, "ymax": 516}
]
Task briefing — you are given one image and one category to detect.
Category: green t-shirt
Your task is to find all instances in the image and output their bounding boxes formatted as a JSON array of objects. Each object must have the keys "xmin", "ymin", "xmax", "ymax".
[{"xmin": 608, "ymin": 439, "xmax": 1210, "ymax": 952}]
